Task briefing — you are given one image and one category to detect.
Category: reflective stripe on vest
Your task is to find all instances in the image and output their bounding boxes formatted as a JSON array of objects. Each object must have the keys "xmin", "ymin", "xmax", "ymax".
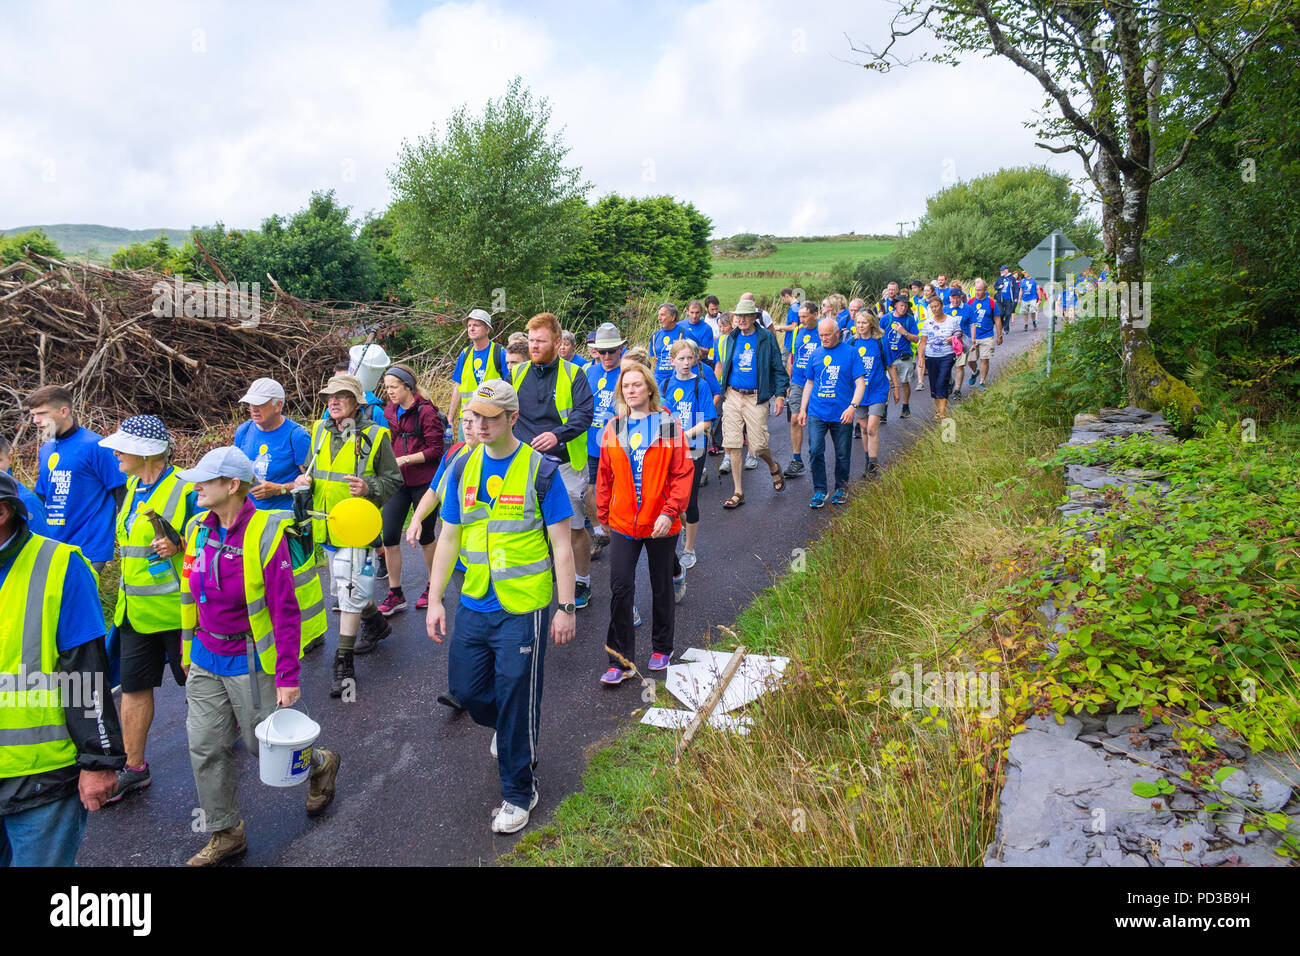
[
  {"xmin": 306, "ymin": 419, "xmax": 388, "ymax": 546},
  {"xmin": 456, "ymin": 444, "xmax": 553, "ymax": 614},
  {"xmin": 180, "ymin": 510, "xmax": 306, "ymax": 671},
  {"xmin": 511, "ymin": 359, "xmax": 586, "ymax": 470},
  {"xmin": 457, "ymin": 343, "xmax": 504, "ymax": 397},
  {"xmin": 0, "ymin": 535, "xmax": 78, "ymax": 778},
  {"xmin": 114, "ymin": 469, "xmax": 190, "ymax": 631}
]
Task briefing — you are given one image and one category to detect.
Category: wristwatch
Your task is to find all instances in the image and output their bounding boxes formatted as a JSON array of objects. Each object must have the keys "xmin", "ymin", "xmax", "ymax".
[{"xmin": 558, "ymin": 602, "xmax": 576, "ymax": 614}]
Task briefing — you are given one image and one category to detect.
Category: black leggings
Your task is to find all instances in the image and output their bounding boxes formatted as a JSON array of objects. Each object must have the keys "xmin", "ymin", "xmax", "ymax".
[
  {"xmin": 382, "ymin": 482, "xmax": 437, "ymax": 547},
  {"xmin": 606, "ymin": 533, "xmax": 676, "ymax": 666},
  {"xmin": 685, "ymin": 453, "xmax": 706, "ymax": 524}
]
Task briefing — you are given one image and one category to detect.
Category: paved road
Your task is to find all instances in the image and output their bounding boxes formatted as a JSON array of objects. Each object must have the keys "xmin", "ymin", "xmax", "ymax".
[{"xmin": 80, "ymin": 324, "xmax": 1043, "ymax": 866}]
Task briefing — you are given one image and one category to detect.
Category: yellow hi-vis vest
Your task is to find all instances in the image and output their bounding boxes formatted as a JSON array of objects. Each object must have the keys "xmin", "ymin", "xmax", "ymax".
[
  {"xmin": 511, "ymin": 359, "xmax": 586, "ymax": 470},
  {"xmin": 716, "ymin": 333, "xmax": 732, "ymax": 370},
  {"xmin": 113, "ymin": 468, "xmax": 191, "ymax": 634},
  {"xmin": 0, "ymin": 534, "xmax": 82, "ymax": 778},
  {"xmin": 456, "ymin": 342, "xmax": 504, "ymax": 399},
  {"xmin": 306, "ymin": 418, "xmax": 389, "ymax": 546},
  {"xmin": 455, "ymin": 444, "xmax": 553, "ymax": 614},
  {"xmin": 179, "ymin": 509, "xmax": 306, "ymax": 673},
  {"xmin": 267, "ymin": 509, "xmax": 327, "ymax": 645}
]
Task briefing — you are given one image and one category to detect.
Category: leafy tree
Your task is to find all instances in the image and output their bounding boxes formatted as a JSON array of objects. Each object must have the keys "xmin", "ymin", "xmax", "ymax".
[
  {"xmin": 898, "ymin": 167, "xmax": 1096, "ymax": 278},
  {"xmin": 388, "ymin": 77, "xmax": 590, "ymax": 317},
  {"xmin": 358, "ymin": 208, "xmax": 412, "ymax": 305},
  {"xmin": 109, "ymin": 234, "xmax": 175, "ymax": 270},
  {"xmin": 555, "ymin": 194, "xmax": 712, "ymax": 320},
  {"xmin": 0, "ymin": 228, "xmax": 63, "ymax": 266},
  {"xmin": 191, "ymin": 190, "xmax": 379, "ymax": 301},
  {"xmin": 860, "ymin": 0, "xmax": 1292, "ymax": 427}
]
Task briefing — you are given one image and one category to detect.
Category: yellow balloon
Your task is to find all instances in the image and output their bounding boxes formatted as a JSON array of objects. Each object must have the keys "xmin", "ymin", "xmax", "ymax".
[{"xmin": 326, "ymin": 497, "xmax": 383, "ymax": 547}]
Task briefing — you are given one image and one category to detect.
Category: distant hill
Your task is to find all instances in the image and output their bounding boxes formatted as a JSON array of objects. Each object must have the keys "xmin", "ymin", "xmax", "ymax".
[{"xmin": 0, "ymin": 224, "xmax": 193, "ymax": 262}]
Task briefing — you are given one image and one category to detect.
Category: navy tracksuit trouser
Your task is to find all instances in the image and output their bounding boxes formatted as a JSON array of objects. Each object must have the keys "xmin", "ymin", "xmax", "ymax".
[{"xmin": 448, "ymin": 604, "xmax": 549, "ymax": 807}]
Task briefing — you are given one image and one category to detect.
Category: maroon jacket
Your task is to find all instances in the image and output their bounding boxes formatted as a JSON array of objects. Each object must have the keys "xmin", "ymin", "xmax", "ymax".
[{"xmin": 384, "ymin": 394, "xmax": 444, "ymax": 486}]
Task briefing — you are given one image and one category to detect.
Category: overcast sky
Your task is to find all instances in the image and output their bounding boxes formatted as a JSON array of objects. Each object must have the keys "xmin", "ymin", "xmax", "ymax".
[{"xmin": 1, "ymin": 0, "xmax": 1078, "ymax": 238}]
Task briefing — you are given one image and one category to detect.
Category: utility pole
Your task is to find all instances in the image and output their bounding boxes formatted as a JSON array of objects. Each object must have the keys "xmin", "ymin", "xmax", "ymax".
[{"xmin": 896, "ymin": 220, "xmax": 906, "ymax": 237}]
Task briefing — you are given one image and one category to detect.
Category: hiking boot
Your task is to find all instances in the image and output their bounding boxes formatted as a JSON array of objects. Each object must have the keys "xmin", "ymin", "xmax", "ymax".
[
  {"xmin": 353, "ymin": 613, "xmax": 392, "ymax": 655},
  {"xmin": 953, "ymin": 387, "xmax": 963, "ymax": 399},
  {"xmin": 590, "ymin": 531, "xmax": 609, "ymax": 560},
  {"xmin": 490, "ymin": 789, "xmax": 539, "ymax": 834},
  {"xmin": 376, "ymin": 554, "xmax": 388, "ymax": 580},
  {"xmin": 853, "ymin": 424, "xmax": 861, "ymax": 439},
  {"xmin": 305, "ymin": 748, "xmax": 340, "ymax": 817},
  {"xmin": 330, "ymin": 651, "xmax": 354, "ymax": 698},
  {"xmin": 106, "ymin": 764, "xmax": 151, "ymax": 804},
  {"xmin": 377, "ymin": 588, "xmax": 407, "ymax": 617},
  {"xmin": 718, "ymin": 455, "xmax": 732, "ymax": 475},
  {"xmin": 900, "ymin": 404, "xmax": 911, "ymax": 419},
  {"xmin": 186, "ymin": 821, "xmax": 247, "ymax": 867},
  {"xmin": 783, "ymin": 458, "xmax": 805, "ymax": 478},
  {"xmin": 866, "ymin": 460, "xmax": 881, "ymax": 479},
  {"xmin": 673, "ymin": 572, "xmax": 687, "ymax": 604}
]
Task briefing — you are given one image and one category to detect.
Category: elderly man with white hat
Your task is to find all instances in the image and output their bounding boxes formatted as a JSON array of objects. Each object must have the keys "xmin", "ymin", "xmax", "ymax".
[
  {"xmin": 233, "ymin": 377, "xmax": 311, "ymax": 514},
  {"xmin": 583, "ymin": 322, "xmax": 625, "ymax": 558},
  {"xmin": 447, "ymin": 308, "xmax": 507, "ymax": 442},
  {"xmin": 178, "ymin": 446, "xmax": 340, "ymax": 866},
  {"xmin": 98, "ymin": 416, "xmax": 199, "ymax": 805},
  {"xmin": 292, "ymin": 373, "xmax": 401, "ymax": 696}
]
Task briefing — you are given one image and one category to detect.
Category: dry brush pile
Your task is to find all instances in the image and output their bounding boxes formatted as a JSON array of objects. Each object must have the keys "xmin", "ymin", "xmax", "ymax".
[{"xmin": 0, "ymin": 254, "xmax": 463, "ymax": 450}]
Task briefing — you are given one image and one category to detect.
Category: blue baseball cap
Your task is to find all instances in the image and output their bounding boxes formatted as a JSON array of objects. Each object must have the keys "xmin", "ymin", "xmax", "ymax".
[{"xmin": 177, "ymin": 446, "xmax": 255, "ymax": 483}]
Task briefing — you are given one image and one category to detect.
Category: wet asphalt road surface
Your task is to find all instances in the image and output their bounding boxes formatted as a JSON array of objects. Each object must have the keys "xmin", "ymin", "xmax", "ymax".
[{"xmin": 79, "ymin": 325, "xmax": 1043, "ymax": 866}]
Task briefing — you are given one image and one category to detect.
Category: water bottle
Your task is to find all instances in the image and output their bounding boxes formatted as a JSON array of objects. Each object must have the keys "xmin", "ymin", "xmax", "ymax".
[{"xmin": 361, "ymin": 553, "xmax": 375, "ymax": 579}]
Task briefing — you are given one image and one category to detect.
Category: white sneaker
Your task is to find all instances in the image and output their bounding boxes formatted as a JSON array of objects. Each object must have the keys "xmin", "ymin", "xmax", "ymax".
[
  {"xmin": 744, "ymin": 454, "xmax": 758, "ymax": 470},
  {"xmin": 490, "ymin": 732, "xmax": 497, "ymax": 758},
  {"xmin": 673, "ymin": 573, "xmax": 687, "ymax": 604},
  {"xmin": 679, "ymin": 549, "xmax": 697, "ymax": 570},
  {"xmin": 718, "ymin": 455, "xmax": 731, "ymax": 475},
  {"xmin": 490, "ymin": 789, "xmax": 539, "ymax": 833}
]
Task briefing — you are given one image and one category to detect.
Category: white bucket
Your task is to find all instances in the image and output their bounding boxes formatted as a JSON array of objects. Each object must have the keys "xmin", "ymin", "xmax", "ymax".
[
  {"xmin": 254, "ymin": 707, "xmax": 321, "ymax": 787},
  {"xmin": 349, "ymin": 343, "xmax": 390, "ymax": 395}
]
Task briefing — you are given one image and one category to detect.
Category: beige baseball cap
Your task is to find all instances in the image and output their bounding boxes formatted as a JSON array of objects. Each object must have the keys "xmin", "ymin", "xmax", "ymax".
[{"xmin": 464, "ymin": 379, "xmax": 518, "ymax": 418}]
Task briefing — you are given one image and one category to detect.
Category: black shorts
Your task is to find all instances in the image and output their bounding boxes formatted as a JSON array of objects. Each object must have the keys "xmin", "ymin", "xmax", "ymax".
[
  {"xmin": 382, "ymin": 482, "xmax": 437, "ymax": 547},
  {"xmin": 119, "ymin": 619, "xmax": 186, "ymax": 692}
]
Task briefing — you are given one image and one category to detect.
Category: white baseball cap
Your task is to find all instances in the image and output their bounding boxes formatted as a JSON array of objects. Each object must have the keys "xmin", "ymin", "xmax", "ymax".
[
  {"xmin": 238, "ymin": 377, "xmax": 286, "ymax": 405},
  {"xmin": 177, "ymin": 446, "xmax": 256, "ymax": 483}
]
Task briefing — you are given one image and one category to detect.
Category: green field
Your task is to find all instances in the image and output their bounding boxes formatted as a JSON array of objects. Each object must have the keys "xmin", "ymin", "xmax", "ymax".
[{"xmin": 707, "ymin": 236, "xmax": 895, "ymax": 306}]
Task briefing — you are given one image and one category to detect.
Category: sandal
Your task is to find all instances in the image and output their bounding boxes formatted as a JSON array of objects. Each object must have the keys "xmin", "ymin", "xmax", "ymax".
[
  {"xmin": 770, "ymin": 465, "xmax": 786, "ymax": 492},
  {"xmin": 723, "ymin": 492, "xmax": 745, "ymax": 509}
]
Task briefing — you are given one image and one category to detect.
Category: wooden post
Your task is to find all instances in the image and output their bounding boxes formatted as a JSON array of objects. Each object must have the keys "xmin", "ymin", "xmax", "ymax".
[{"xmin": 673, "ymin": 645, "xmax": 747, "ymax": 766}]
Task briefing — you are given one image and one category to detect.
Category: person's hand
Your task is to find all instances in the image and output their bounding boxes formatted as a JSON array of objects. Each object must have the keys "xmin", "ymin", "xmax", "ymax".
[
  {"xmin": 404, "ymin": 522, "xmax": 421, "ymax": 548},
  {"xmin": 427, "ymin": 600, "xmax": 447, "ymax": 643},
  {"xmin": 840, "ymin": 407, "xmax": 855, "ymax": 425},
  {"xmin": 651, "ymin": 514, "xmax": 672, "ymax": 538},
  {"xmin": 151, "ymin": 536, "xmax": 179, "ymax": 559},
  {"xmin": 771, "ymin": 397, "xmax": 784, "ymax": 417},
  {"xmin": 552, "ymin": 608, "xmax": 575, "ymax": 646},
  {"xmin": 182, "ymin": 664, "xmax": 190, "ymax": 678},
  {"xmin": 344, "ymin": 475, "xmax": 369, "ymax": 497},
  {"xmin": 79, "ymin": 768, "xmax": 118, "ymax": 811},
  {"xmin": 277, "ymin": 685, "xmax": 301, "ymax": 707},
  {"xmin": 797, "ymin": 411, "xmax": 807, "ymax": 428},
  {"xmin": 292, "ymin": 474, "xmax": 312, "ymax": 491},
  {"xmin": 530, "ymin": 431, "xmax": 559, "ymax": 452},
  {"xmin": 997, "ymin": 334, "xmax": 1003, "ymax": 345},
  {"xmin": 892, "ymin": 386, "xmax": 901, "ymax": 405},
  {"xmin": 249, "ymin": 480, "xmax": 281, "ymax": 501}
]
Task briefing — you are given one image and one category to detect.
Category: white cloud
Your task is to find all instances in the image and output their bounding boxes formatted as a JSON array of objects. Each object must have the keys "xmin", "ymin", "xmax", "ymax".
[{"xmin": 0, "ymin": 0, "xmax": 1081, "ymax": 238}]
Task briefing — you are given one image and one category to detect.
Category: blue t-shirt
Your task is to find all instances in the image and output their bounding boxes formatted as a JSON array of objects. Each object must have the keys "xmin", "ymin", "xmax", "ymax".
[
  {"xmin": 453, "ymin": 344, "xmax": 508, "ymax": 390},
  {"xmin": 569, "ymin": 353, "xmax": 591, "ymax": 369},
  {"xmin": 883, "ymin": 313, "xmax": 919, "ymax": 363},
  {"xmin": 7, "ymin": 475, "xmax": 51, "ymax": 537},
  {"xmin": 0, "ymin": 531, "xmax": 105, "ymax": 652},
  {"xmin": 650, "ymin": 326, "xmax": 688, "ymax": 376},
  {"xmin": 586, "ymin": 363, "xmax": 621, "ymax": 459},
  {"xmin": 624, "ymin": 413, "xmax": 667, "ymax": 506},
  {"xmin": 936, "ymin": 286, "xmax": 955, "ymax": 308},
  {"xmin": 961, "ymin": 297, "xmax": 1000, "ymax": 339},
  {"xmin": 788, "ymin": 326, "xmax": 820, "ymax": 379},
  {"xmin": 994, "ymin": 274, "xmax": 1017, "ymax": 300},
  {"xmin": 658, "ymin": 374, "xmax": 716, "ymax": 453},
  {"xmin": 849, "ymin": 335, "xmax": 891, "ymax": 405},
  {"xmin": 234, "ymin": 417, "xmax": 311, "ymax": 511},
  {"xmin": 730, "ymin": 330, "xmax": 761, "ymax": 390},
  {"xmin": 681, "ymin": 320, "xmax": 715, "ymax": 358},
  {"xmin": 439, "ymin": 445, "xmax": 573, "ymax": 613},
  {"xmin": 794, "ymin": 341, "xmax": 866, "ymax": 421},
  {"xmin": 33, "ymin": 426, "xmax": 126, "ymax": 563},
  {"xmin": 781, "ymin": 305, "xmax": 802, "ymax": 351},
  {"xmin": 1020, "ymin": 277, "xmax": 1039, "ymax": 301}
]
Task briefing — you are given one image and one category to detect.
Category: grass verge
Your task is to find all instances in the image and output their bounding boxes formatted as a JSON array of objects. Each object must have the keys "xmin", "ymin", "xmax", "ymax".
[{"xmin": 509, "ymin": 346, "xmax": 1070, "ymax": 866}]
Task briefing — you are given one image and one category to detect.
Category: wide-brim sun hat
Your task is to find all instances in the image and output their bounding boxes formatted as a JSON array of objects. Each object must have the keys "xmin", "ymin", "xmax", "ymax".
[
  {"xmin": 592, "ymin": 323, "xmax": 626, "ymax": 349},
  {"xmin": 732, "ymin": 300, "xmax": 758, "ymax": 315},
  {"xmin": 99, "ymin": 415, "xmax": 171, "ymax": 457}
]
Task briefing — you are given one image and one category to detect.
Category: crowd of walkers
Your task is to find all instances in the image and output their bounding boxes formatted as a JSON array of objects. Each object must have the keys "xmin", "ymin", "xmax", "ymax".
[{"xmin": 1, "ymin": 268, "xmax": 1053, "ymax": 863}]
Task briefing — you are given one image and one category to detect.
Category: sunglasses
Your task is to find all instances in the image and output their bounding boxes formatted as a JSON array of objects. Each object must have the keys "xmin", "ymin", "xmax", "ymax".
[{"xmin": 594, "ymin": 347, "xmax": 620, "ymax": 355}]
